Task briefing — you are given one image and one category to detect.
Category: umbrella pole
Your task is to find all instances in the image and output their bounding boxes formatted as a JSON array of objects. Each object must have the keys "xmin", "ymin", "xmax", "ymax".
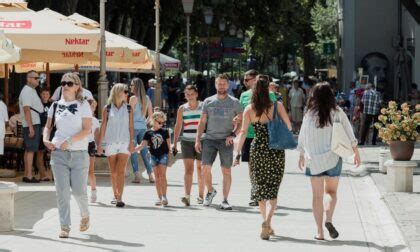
[
  {"xmin": 74, "ymin": 64, "xmax": 79, "ymax": 72},
  {"xmin": 4, "ymin": 64, "xmax": 8, "ymax": 105},
  {"xmin": 46, "ymin": 63, "xmax": 50, "ymax": 88},
  {"xmin": 85, "ymin": 70, "xmax": 89, "ymax": 88}
]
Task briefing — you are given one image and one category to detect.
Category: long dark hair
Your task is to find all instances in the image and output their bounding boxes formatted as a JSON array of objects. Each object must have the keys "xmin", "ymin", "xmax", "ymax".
[
  {"xmin": 306, "ymin": 82, "xmax": 337, "ymax": 128},
  {"xmin": 251, "ymin": 75, "xmax": 272, "ymax": 117}
]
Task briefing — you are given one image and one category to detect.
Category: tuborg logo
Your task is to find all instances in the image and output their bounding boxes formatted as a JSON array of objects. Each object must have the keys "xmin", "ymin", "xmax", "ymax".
[{"xmin": 65, "ymin": 38, "xmax": 90, "ymax": 45}]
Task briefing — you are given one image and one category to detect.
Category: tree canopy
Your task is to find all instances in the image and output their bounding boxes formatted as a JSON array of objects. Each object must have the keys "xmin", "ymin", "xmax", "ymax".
[{"xmin": 27, "ymin": 0, "xmax": 337, "ymax": 76}]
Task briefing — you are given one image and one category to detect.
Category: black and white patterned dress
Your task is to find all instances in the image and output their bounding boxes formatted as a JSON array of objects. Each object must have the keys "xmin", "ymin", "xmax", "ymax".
[{"xmin": 249, "ymin": 122, "xmax": 285, "ymax": 201}]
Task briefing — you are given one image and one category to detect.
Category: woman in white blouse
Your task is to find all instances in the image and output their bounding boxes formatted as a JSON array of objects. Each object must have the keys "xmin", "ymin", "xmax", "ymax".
[
  {"xmin": 297, "ymin": 82, "xmax": 360, "ymax": 241},
  {"xmin": 43, "ymin": 72, "xmax": 92, "ymax": 239}
]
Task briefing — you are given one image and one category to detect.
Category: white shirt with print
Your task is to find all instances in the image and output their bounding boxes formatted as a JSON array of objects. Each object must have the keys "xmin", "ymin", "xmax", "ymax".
[{"xmin": 48, "ymin": 99, "xmax": 92, "ymax": 150}]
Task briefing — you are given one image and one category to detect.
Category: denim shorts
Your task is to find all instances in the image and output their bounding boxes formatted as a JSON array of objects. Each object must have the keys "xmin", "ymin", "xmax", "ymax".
[
  {"xmin": 305, "ymin": 158, "xmax": 343, "ymax": 177},
  {"xmin": 202, "ymin": 139, "xmax": 233, "ymax": 168},
  {"xmin": 151, "ymin": 154, "xmax": 169, "ymax": 166}
]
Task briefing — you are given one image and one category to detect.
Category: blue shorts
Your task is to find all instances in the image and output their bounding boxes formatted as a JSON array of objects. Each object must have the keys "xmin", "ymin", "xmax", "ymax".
[
  {"xmin": 150, "ymin": 154, "xmax": 169, "ymax": 167},
  {"xmin": 305, "ymin": 158, "xmax": 343, "ymax": 177},
  {"xmin": 23, "ymin": 125, "xmax": 42, "ymax": 152}
]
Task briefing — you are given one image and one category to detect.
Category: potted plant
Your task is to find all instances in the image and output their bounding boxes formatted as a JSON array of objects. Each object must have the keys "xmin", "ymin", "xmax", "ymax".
[{"xmin": 375, "ymin": 101, "xmax": 420, "ymax": 161}]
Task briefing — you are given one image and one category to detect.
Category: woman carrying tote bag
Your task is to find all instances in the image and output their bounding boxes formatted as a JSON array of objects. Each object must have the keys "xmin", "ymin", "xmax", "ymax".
[{"xmin": 297, "ymin": 82, "xmax": 360, "ymax": 241}]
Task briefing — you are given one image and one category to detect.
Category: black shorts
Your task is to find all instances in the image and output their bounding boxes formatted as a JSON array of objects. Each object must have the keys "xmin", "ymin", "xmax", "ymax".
[
  {"xmin": 23, "ymin": 125, "xmax": 41, "ymax": 152},
  {"xmin": 88, "ymin": 141, "xmax": 96, "ymax": 157},
  {"xmin": 241, "ymin": 138, "xmax": 253, "ymax": 162}
]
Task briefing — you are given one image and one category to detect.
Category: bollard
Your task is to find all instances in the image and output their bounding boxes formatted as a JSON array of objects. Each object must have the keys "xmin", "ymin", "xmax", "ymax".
[
  {"xmin": 378, "ymin": 148, "xmax": 391, "ymax": 173},
  {"xmin": 0, "ymin": 182, "xmax": 18, "ymax": 231},
  {"xmin": 385, "ymin": 160, "xmax": 417, "ymax": 192}
]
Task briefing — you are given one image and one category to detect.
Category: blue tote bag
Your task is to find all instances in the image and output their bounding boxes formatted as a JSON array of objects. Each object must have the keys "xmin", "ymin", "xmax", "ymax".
[{"xmin": 268, "ymin": 103, "xmax": 297, "ymax": 150}]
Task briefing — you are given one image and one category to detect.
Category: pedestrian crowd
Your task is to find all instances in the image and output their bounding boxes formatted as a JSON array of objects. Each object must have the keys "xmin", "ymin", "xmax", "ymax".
[{"xmin": 5, "ymin": 68, "xmax": 417, "ymax": 241}]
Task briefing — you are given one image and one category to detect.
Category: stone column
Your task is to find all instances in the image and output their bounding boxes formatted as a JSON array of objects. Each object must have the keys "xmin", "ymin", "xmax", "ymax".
[
  {"xmin": 378, "ymin": 148, "xmax": 391, "ymax": 173},
  {"xmin": 0, "ymin": 182, "xmax": 18, "ymax": 231},
  {"xmin": 385, "ymin": 160, "xmax": 417, "ymax": 192}
]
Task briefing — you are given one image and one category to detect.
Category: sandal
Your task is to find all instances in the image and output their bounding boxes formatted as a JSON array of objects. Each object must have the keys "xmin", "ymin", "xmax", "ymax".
[
  {"xmin": 268, "ymin": 225, "xmax": 275, "ymax": 236},
  {"xmin": 314, "ymin": 236, "xmax": 325, "ymax": 241},
  {"xmin": 260, "ymin": 222, "xmax": 270, "ymax": 240},
  {"xmin": 325, "ymin": 222, "xmax": 339, "ymax": 239},
  {"xmin": 40, "ymin": 177, "xmax": 51, "ymax": 182},
  {"xmin": 80, "ymin": 217, "xmax": 90, "ymax": 232},
  {"xmin": 59, "ymin": 229, "xmax": 70, "ymax": 238}
]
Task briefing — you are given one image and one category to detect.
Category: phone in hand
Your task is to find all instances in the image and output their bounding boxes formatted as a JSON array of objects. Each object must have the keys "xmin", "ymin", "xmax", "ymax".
[{"xmin": 172, "ymin": 148, "xmax": 178, "ymax": 157}]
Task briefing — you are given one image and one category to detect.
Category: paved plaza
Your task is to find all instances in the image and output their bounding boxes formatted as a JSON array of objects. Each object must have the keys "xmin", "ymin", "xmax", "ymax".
[{"xmin": 0, "ymin": 148, "xmax": 412, "ymax": 252}]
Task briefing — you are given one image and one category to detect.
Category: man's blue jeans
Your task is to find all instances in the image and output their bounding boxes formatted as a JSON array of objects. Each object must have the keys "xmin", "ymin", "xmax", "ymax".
[{"xmin": 130, "ymin": 129, "xmax": 153, "ymax": 174}]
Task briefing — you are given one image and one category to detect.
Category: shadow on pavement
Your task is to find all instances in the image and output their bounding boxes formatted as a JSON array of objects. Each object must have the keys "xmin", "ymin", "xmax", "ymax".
[
  {"xmin": 8, "ymin": 230, "xmax": 144, "ymax": 251},
  {"xmin": 92, "ymin": 202, "xmax": 176, "ymax": 211},
  {"xmin": 212, "ymin": 205, "xmax": 289, "ymax": 216},
  {"xmin": 14, "ymin": 191, "xmax": 57, "ymax": 229},
  {"xmin": 277, "ymin": 206, "xmax": 312, "ymax": 213},
  {"xmin": 270, "ymin": 235, "xmax": 407, "ymax": 250},
  {"xmin": 0, "ymin": 249, "xmax": 12, "ymax": 252}
]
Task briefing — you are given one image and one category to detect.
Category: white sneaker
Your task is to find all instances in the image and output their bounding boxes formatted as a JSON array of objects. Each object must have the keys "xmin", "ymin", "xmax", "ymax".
[
  {"xmin": 162, "ymin": 196, "xmax": 168, "ymax": 206},
  {"xmin": 155, "ymin": 198, "xmax": 162, "ymax": 206},
  {"xmin": 203, "ymin": 190, "xmax": 217, "ymax": 207},
  {"xmin": 220, "ymin": 200, "xmax": 232, "ymax": 210},
  {"xmin": 90, "ymin": 190, "xmax": 97, "ymax": 203}
]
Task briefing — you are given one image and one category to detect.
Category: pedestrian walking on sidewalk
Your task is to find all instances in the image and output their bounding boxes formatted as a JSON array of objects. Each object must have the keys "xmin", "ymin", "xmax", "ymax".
[
  {"xmin": 43, "ymin": 72, "xmax": 92, "ymax": 238},
  {"xmin": 87, "ymin": 99, "xmax": 100, "ymax": 203},
  {"xmin": 239, "ymin": 70, "xmax": 278, "ymax": 207},
  {"xmin": 234, "ymin": 76, "xmax": 291, "ymax": 240},
  {"xmin": 195, "ymin": 74, "xmax": 243, "ymax": 210},
  {"xmin": 135, "ymin": 111, "xmax": 172, "ymax": 206},
  {"xmin": 297, "ymin": 82, "xmax": 361, "ymax": 241},
  {"xmin": 97, "ymin": 84, "xmax": 135, "ymax": 208},
  {"xmin": 359, "ymin": 83, "xmax": 381, "ymax": 145},
  {"xmin": 129, "ymin": 78, "xmax": 155, "ymax": 184},
  {"xmin": 172, "ymin": 85, "xmax": 205, "ymax": 206}
]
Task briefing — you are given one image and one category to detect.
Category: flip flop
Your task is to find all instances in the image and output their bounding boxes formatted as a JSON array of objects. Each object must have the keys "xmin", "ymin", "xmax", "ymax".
[
  {"xmin": 325, "ymin": 222, "xmax": 339, "ymax": 239},
  {"xmin": 314, "ymin": 236, "xmax": 325, "ymax": 241}
]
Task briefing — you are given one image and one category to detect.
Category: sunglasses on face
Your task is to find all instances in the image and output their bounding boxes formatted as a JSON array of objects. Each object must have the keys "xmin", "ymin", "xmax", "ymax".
[
  {"xmin": 155, "ymin": 120, "xmax": 164, "ymax": 125},
  {"xmin": 30, "ymin": 76, "xmax": 40, "ymax": 80},
  {"xmin": 123, "ymin": 90, "xmax": 129, "ymax": 94},
  {"xmin": 244, "ymin": 77, "xmax": 255, "ymax": 83},
  {"xmin": 61, "ymin": 81, "xmax": 77, "ymax": 87}
]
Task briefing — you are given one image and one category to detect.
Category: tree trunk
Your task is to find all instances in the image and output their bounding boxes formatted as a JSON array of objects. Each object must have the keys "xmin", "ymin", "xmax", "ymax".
[{"xmin": 160, "ymin": 25, "xmax": 181, "ymax": 54}]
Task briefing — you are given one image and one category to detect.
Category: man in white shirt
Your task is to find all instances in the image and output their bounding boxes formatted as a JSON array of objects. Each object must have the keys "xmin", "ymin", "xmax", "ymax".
[
  {"xmin": 288, "ymin": 79, "xmax": 305, "ymax": 133},
  {"xmin": 19, "ymin": 70, "xmax": 44, "ymax": 183}
]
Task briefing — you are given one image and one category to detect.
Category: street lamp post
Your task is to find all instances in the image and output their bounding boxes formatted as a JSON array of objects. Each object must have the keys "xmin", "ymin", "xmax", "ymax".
[
  {"xmin": 203, "ymin": 7, "xmax": 213, "ymax": 96},
  {"xmin": 97, "ymin": 0, "xmax": 108, "ymax": 119},
  {"xmin": 155, "ymin": 0, "xmax": 162, "ymax": 107},
  {"xmin": 182, "ymin": 0, "xmax": 194, "ymax": 83}
]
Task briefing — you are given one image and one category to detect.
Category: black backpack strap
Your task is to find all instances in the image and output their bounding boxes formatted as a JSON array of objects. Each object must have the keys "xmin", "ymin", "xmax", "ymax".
[
  {"xmin": 127, "ymin": 104, "xmax": 132, "ymax": 113},
  {"xmin": 30, "ymin": 107, "xmax": 42, "ymax": 114},
  {"xmin": 51, "ymin": 102, "xmax": 58, "ymax": 127},
  {"xmin": 106, "ymin": 104, "xmax": 112, "ymax": 121}
]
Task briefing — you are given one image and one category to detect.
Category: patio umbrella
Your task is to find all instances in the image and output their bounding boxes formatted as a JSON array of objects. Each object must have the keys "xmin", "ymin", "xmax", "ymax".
[
  {"xmin": 393, "ymin": 48, "xmax": 412, "ymax": 102},
  {"xmin": 0, "ymin": 31, "xmax": 20, "ymax": 63},
  {"xmin": 0, "ymin": 10, "xmax": 99, "ymax": 53}
]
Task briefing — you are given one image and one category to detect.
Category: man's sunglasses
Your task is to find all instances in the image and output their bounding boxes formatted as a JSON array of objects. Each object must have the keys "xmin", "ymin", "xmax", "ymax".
[
  {"xmin": 30, "ymin": 77, "xmax": 40, "ymax": 80},
  {"xmin": 61, "ymin": 81, "xmax": 77, "ymax": 87}
]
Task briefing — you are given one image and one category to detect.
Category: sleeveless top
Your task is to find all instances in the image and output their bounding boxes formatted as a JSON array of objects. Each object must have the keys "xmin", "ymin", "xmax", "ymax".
[
  {"xmin": 181, "ymin": 102, "xmax": 204, "ymax": 142},
  {"xmin": 133, "ymin": 98, "xmax": 147, "ymax": 130},
  {"xmin": 103, "ymin": 103, "xmax": 130, "ymax": 144}
]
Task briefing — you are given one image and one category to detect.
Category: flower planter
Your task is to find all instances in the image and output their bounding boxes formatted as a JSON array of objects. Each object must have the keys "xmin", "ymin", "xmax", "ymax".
[{"xmin": 389, "ymin": 141, "xmax": 415, "ymax": 161}]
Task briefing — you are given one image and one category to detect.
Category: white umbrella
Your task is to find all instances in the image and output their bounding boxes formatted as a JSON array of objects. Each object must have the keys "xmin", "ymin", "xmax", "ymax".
[{"xmin": 0, "ymin": 31, "xmax": 20, "ymax": 63}]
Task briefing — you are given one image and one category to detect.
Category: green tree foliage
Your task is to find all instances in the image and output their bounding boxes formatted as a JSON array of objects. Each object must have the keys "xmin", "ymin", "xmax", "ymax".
[
  {"xmin": 26, "ymin": 0, "xmax": 332, "ymax": 75},
  {"xmin": 310, "ymin": 0, "xmax": 338, "ymax": 66}
]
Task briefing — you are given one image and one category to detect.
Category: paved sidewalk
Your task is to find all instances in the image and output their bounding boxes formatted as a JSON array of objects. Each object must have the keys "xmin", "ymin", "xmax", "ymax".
[
  {"xmin": 0, "ymin": 150, "xmax": 408, "ymax": 251},
  {"xmin": 366, "ymin": 147, "xmax": 420, "ymax": 252}
]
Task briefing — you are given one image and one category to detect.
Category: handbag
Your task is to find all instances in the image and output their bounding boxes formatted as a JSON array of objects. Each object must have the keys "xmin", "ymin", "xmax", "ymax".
[
  {"xmin": 331, "ymin": 110, "xmax": 354, "ymax": 158},
  {"xmin": 30, "ymin": 107, "xmax": 48, "ymax": 127},
  {"xmin": 49, "ymin": 102, "xmax": 58, "ymax": 141},
  {"xmin": 267, "ymin": 102, "xmax": 297, "ymax": 150}
]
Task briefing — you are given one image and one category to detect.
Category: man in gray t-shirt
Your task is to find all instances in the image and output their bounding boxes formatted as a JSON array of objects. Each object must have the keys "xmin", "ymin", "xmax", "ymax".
[{"xmin": 195, "ymin": 74, "xmax": 243, "ymax": 210}]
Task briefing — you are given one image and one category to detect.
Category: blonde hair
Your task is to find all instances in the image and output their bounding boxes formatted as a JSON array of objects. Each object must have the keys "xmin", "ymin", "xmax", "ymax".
[
  {"xmin": 131, "ymin": 78, "xmax": 148, "ymax": 115},
  {"xmin": 151, "ymin": 111, "xmax": 167, "ymax": 126},
  {"xmin": 107, "ymin": 83, "xmax": 127, "ymax": 105},
  {"xmin": 61, "ymin": 72, "xmax": 84, "ymax": 102}
]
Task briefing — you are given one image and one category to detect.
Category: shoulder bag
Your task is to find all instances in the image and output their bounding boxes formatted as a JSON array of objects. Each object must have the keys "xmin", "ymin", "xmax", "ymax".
[
  {"xmin": 331, "ymin": 110, "xmax": 354, "ymax": 158},
  {"xmin": 267, "ymin": 102, "xmax": 297, "ymax": 150}
]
